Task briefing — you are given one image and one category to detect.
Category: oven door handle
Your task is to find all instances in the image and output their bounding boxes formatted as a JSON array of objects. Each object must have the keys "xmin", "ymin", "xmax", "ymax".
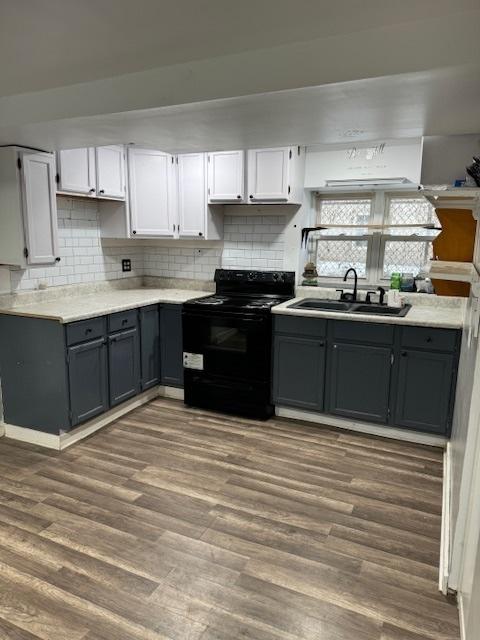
[{"xmin": 183, "ymin": 311, "xmax": 267, "ymax": 323}]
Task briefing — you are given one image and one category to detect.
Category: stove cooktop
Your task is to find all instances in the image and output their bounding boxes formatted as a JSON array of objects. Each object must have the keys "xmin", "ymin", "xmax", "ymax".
[{"xmin": 186, "ymin": 294, "xmax": 287, "ymax": 312}]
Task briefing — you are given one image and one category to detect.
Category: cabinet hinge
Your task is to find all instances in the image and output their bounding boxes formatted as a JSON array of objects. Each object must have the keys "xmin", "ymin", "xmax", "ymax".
[
  {"xmin": 17, "ymin": 158, "xmax": 22, "ymax": 170},
  {"xmin": 176, "ymin": 156, "xmax": 178, "ymax": 164},
  {"xmin": 297, "ymin": 145, "xmax": 301, "ymax": 155},
  {"xmin": 390, "ymin": 353, "xmax": 394, "ymax": 365},
  {"xmin": 208, "ymin": 187, "xmax": 210, "ymax": 195},
  {"xmin": 55, "ymin": 173, "xmax": 60, "ymax": 184},
  {"xmin": 207, "ymin": 155, "xmax": 211, "ymax": 163},
  {"xmin": 289, "ymin": 149, "xmax": 292, "ymax": 160},
  {"xmin": 23, "ymin": 247, "xmax": 29, "ymax": 259},
  {"xmin": 288, "ymin": 185, "xmax": 291, "ymax": 194},
  {"xmin": 171, "ymin": 156, "xmax": 174, "ymax": 164}
]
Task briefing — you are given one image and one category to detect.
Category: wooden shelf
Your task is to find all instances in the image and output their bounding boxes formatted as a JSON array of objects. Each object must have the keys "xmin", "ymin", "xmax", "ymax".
[
  {"xmin": 426, "ymin": 260, "xmax": 476, "ymax": 283},
  {"xmin": 419, "ymin": 187, "xmax": 480, "ymax": 216}
]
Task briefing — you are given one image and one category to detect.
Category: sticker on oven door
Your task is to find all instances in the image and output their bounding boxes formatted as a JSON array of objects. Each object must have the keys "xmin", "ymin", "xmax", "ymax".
[{"xmin": 183, "ymin": 352, "xmax": 204, "ymax": 370}]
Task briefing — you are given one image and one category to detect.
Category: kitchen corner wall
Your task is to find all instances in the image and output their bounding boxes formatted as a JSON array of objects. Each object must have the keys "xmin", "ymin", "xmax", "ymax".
[{"xmin": 0, "ymin": 199, "xmax": 298, "ymax": 294}]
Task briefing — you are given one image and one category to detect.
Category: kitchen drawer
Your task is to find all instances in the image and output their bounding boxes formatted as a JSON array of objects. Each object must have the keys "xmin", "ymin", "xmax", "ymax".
[
  {"xmin": 331, "ymin": 320, "xmax": 394, "ymax": 345},
  {"xmin": 66, "ymin": 316, "xmax": 106, "ymax": 346},
  {"xmin": 274, "ymin": 315, "xmax": 327, "ymax": 337},
  {"xmin": 400, "ymin": 326, "xmax": 458, "ymax": 352},
  {"xmin": 108, "ymin": 309, "xmax": 138, "ymax": 334}
]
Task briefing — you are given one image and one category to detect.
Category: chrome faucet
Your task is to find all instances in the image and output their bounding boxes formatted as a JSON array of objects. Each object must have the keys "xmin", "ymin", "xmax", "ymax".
[{"xmin": 341, "ymin": 268, "xmax": 358, "ymax": 302}]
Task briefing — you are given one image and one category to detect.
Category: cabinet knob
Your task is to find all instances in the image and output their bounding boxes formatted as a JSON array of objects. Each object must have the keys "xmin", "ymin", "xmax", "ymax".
[
  {"xmin": 249, "ymin": 195, "xmax": 253, "ymax": 199},
  {"xmin": 237, "ymin": 195, "xmax": 242, "ymax": 199},
  {"xmin": 85, "ymin": 328, "xmax": 92, "ymax": 335},
  {"xmin": 401, "ymin": 351, "xmax": 407, "ymax": 357},
  {"xmin": 198, "ymin": 232, "xmax": 203, "ymax": 237},
  {"xmin": 89, "ymin": 188, "xmax": 95, "ymax": 193},
  {"xmin": 55, "ymin": 257, "xmax": 61, "ymax": 262},
  {"xmin": 132, "ymin": 230, "xmax": 137, "ymax": 235},
  {"xmin": 99, "ymin": 189, "xmax": 105, "ymax": 194},
  {"xmin": 426, "ymin": 336, "xmax": 432, "ymax": 343},
  {"xmin": 319, "ymin": 341, "xmax": 325, "ymax": 347}
]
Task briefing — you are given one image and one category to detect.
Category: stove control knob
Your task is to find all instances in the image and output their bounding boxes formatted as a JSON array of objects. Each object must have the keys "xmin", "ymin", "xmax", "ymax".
[
  {"xmin": 248, "ymin": 272, "xmax": 256, "ymax": 280},
  {"xmin": 272, "ymin": 272, "xmax": 279, "ymax": 281}
]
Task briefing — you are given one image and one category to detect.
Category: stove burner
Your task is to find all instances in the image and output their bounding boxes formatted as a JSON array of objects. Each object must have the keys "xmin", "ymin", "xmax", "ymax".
[{"xmin": 195, "ymin": 296, "xmax": 227, "ymax": 306}]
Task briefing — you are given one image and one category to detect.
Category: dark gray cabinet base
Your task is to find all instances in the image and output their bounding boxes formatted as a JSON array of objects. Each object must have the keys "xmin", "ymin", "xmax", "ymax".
[
  {"xmin": 273, "ymin": 316, "xmax": 460, "ymax": 436},
  {"xmin": 160, "ymin": 304, "xmax": 184, "ymax": 387},
  {"xmin": 108, "ymin": 327, "xmax": 140, "ymax": 407},
  {"xmin": 68, "ymin": 338, "xmax": 108, "ymax": 426}
]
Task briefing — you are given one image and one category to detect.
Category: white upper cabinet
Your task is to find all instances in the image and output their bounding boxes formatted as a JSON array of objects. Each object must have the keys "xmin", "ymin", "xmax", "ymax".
[
  {"xmin": 247, "ymin": 146, "xmax": 307, "ymax": 203},
  {"xmin": 57, "ymin": 147, "xmax": 95, "ymax": 195},
  {"xmin": 95, "ymin": 145, "xmax": 125, "ymax": 199},
  {"xmin": 207, "ymin": 150, "xmax": 244, "ymax": 202},
  {"xmin": 247, "ymin": 147, "xmax": 290, "ymax": 202},
  {"xmin": 0, "ymin": 147, "xmax": 59, "ymax": 267},
  {"xmin": 177, "ymin": 153, "xmax": 206, "ymax": 237},
  {"xmin": 57, "ymin": 145, "xmax": 126, "ymax": 200},
  {"xmin": 20, "ymin": 151, "xmax": 59, "ymax": 265},
  {"xmin": 128, "ymin": 148, "xmax": 175, "ymax": 237}
]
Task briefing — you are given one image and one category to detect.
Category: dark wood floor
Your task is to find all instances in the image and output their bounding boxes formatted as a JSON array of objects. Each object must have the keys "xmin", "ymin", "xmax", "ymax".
[{"xmin": 0, "ymin": 398, "xmax": 459, "ymax": 640}]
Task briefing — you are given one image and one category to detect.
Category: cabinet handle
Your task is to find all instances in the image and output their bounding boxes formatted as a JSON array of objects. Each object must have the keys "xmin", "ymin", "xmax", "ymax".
[
  {"xmin": 401, "ymin": 351, "xmax": 407, "ymax": 357},
  {"xmin": 122, "ymin": 319, "xmax": 128, "ymax": 325},
  {"xmin": 319, "ymin": 341, "xmax": 325, "ymax": 347},
  {"xmin": 85, "ymin": 328, "xmax": 92, "ymax": 335},
  {"xmin": 426, "ymin": 336, "xmax": 432, "ymax": 343}
]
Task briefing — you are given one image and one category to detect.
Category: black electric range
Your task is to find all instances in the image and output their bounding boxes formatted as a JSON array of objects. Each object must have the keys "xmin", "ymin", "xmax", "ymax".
[{"xmin": 182, "ymin": 269, "xmax": 295, "ymax": 419}]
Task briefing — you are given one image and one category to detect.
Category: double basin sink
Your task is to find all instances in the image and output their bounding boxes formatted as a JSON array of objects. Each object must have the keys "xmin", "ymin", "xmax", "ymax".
[{"xmin": 288, "ymin": 298, "xmax": 411, "ymax": 317}]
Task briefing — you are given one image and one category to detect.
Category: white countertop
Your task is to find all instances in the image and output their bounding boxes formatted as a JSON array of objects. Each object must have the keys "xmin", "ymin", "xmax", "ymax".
[
  {"xmin": 0, "ymin": 288, "xmax": 211, "ymax": 323},
  {"xmin": 272, "ymin": 297, "xmax": 465, "ymax": 329}
]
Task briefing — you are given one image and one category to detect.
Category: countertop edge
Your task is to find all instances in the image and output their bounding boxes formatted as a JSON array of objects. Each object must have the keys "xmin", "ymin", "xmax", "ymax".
[{"xmin": 271, "ymin": 305, "xmax": 465, "ymax": 330}]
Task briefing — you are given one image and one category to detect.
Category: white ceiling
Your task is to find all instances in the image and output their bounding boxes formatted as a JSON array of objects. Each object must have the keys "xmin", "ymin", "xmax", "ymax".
[
  {"xmin": 1, "ymin": 0, "xmax": 478, "ymax": 97},
  {"xmin": 0, "ymin": 0, "xmax": 479, "ymax": 151},
  {"xmin": 2, "ymin": 65, "xmax": 479, "ymax": 153}
]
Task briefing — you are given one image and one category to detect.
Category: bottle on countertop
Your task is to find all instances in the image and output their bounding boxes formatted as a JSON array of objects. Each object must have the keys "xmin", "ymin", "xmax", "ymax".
[{"xmin": 390, "ymin": 272, "xmax": 402, "ymax": 290}]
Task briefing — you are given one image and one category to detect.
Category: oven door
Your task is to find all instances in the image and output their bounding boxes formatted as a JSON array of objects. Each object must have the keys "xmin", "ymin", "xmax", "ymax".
[{"xmin": 182, "ymin": 310, "xmax": 271, "ymax": 381}]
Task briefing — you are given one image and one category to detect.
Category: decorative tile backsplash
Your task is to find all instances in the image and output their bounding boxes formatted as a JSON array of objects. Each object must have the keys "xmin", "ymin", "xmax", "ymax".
[{"xmin": 3, "ymin": 199, "xmax": 291, "ymax": 293}]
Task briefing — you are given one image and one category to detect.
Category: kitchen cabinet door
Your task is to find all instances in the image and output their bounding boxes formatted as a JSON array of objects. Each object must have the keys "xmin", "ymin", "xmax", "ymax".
[
  {"xmin": 160, "ymin": 304, "xmax": 183, "ymax": 387},
  {"xmin": 68, "ymin": 338, "xmax": 108, "ymax": 426},
  {"xmin": 327, "ymin": 342, "xmax": 392, "ymax": 424},
  {"xmin": 108, "ymin": 327, "xmax": 140, "ymax": 406},
  {"xmin": 207, "ymin": 150, "xmax": 244, "ymax": 202},
  {"xmin": 393, "ymin": 349, "xmax": 455, "ymax": 434},
  {"xmin": 95, "ymin": 145, "xmax": 125, "ymax": 199},
  {"xmin": 247, "ymin": 147, "xmax": 290, "ymax": 202},
  {"xmin": 20, "ymin": 151, "xmax": 60, "ymax": 265},
  {"xmin": 177, "ymin": 153, "xmax": 206, "ymax": 237},
  {"xmin": 128, "ymin": 148, "xmax": 175, "ymax": 237},
  {"xmin": 140, "ymin": 305, "xmax": 160, "ymax": 390},
  {"xmin": 272, "ymin": 335, "xmax": 325, "ymax": 410},
  {"xmin": 57, "ymin": 148, "xmax": 95, "ymax": 195}
]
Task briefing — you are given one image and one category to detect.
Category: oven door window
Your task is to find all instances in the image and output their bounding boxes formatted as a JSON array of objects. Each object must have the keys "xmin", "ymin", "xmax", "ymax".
[{"xmin": 183, "ymin": 312, "xmax": 269, "ymax": 380}]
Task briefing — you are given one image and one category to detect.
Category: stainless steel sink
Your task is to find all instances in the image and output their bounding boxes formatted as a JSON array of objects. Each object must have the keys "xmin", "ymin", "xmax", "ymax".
[
  {"xmin": 352, "ymin": 304, "xmax": 411, "ymax": 317},
  {"xmin": 287, "ymin": 298, "xmax": 411, "ymax": 317},
  {"xmin": 289, "ymin": 299, "xmax": 353, "ymax": 311}
]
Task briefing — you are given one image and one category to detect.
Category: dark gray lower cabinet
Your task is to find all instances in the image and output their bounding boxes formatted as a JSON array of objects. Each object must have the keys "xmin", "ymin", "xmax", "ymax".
[
  {"xmin": 160, "ymin": 304, "xmax": 184, "ymax": 387},
  {"xmin": 140, "ymin": 305, "xmax": 160, "ymax": 390},
  {"xmin": 327, "ymin": 342, "xmax": 392, "ymax": 424},
  {"xmin": 68, "ymin": 338, "xmax": 108, "ymax": 427},
  {"xmin": 272, "ymin": 335, "xmax": 325, "ymax": 410},
  {"xmin": 273, "ymin": 317, "xmax": 460, "ymax": 436},
  {"xmin": 108, "ymin": 327, "xmax": 140, "ymax": 406},
  {"xmin": 394, "ymin": 349, "xmax": 455, "ymax": 434}
]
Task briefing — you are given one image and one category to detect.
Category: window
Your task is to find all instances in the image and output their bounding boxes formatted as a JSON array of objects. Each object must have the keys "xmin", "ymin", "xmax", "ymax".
[{"xmin": 313, "ymin": 192, "xmax": 439, "ymax": 285}]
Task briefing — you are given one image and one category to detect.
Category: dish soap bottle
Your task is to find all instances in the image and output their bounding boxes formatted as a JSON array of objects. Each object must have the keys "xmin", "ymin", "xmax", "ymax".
[{"xmin": 390, "ymin": 272, "xmax": 402, "ymax": 290}]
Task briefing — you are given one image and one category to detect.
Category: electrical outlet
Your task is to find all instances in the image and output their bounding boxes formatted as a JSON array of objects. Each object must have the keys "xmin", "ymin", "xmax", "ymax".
[{"xmin": 122, "ymin": 259, "xmax": 132, "ymax": 272}]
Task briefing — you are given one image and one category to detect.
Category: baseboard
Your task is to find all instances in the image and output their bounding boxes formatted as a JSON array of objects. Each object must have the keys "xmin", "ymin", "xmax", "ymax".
[
  {"xmin": 0, "ymin": 422, "xmax": 5, "ymax": 438},
  {"xmin": 275, "ymin": 406, "xmax": 447, "ymax": 448},
  {"xmin": 439, "ymin": 442, "xmax": 452, "ymax": 594},
  {"xmin": 458, "ymin": 593, "xmax": 466, "ymax": 640},
  {"xmin": 2, "ymin": 385, "xmax": 182, "ymax": 451}
]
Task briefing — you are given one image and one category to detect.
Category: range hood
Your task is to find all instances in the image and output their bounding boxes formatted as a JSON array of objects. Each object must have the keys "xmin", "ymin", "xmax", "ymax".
[{"xmin": 304, "ymin": 138, "xmax": 423, "ymax": 191}]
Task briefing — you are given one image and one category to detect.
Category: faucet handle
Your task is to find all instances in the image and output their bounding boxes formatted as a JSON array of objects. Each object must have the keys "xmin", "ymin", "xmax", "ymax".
[
  {"xmin": 365, "ymin": 291, "xmax": 377, "ymax": 304},
  {"xmin": 335, "ymin": 289, "xmax": 344, "ymax": 300}
]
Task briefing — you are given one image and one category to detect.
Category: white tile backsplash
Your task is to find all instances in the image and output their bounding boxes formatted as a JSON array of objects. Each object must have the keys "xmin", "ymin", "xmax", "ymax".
[
  {"xmin": 221, "ymin": 212, "xmax": 286, "ymax": 271},
  {"xmin": 7, "ymin": 196, "xmax": 143, "ymax": 292},
  {"xmin": 4, "ymin": 199, "xmax": 291, "ymax": 292}
]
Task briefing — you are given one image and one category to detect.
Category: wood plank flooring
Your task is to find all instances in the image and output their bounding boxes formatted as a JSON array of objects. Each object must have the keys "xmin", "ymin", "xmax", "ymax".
[{"xmin": 0, "ymin": 398, "xmax": 459, "ymax": 640}]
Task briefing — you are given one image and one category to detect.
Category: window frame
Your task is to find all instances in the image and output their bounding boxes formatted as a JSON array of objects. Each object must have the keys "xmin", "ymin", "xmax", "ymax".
[{"xmin": 313, "ymin": 190, "xmax": 438, "ymax": 288}]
